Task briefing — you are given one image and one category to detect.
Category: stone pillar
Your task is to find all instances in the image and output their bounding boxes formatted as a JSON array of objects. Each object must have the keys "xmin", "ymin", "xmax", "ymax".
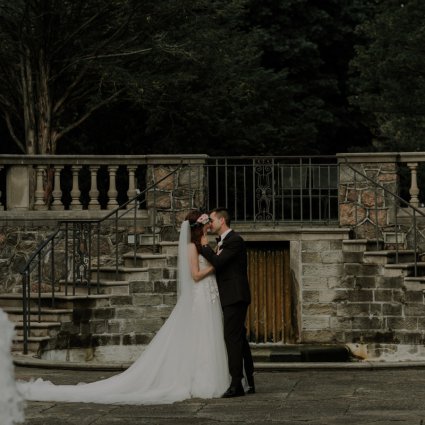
[
  {"xmin": 107, "ymin": 165, "xmax": 119, "ymax": 209},
  {"xmin": 337, "ymin": 154, "xmax": 398, "ymax": 239},
  {"xmin": 88, "ymin": 166, "xmax": 100, "ymax": 210},
  {"xmin": 0, "ymin": 166, "xmax": 3, "ymax": 211},
  {"xmin": 70, "ymin": 165, "xmax": 82, "ymax": 210},
  {"xmin": 34, "ymin": 166, "xmax": 48, "ymax": 211},
  {"xmin": 407, "ymin": 162, "xmax": 420, "ymax": 207},
  {"xmin": 51, "ymin": 166, "xmax": 64, "ymax": 211},
  {"xmin": 5, "ymin": 166, "xmax": 30, "ymax": 210},
  {"xmin": 126, "ymin": 165, "xmax": 137, "ymax": 208}
]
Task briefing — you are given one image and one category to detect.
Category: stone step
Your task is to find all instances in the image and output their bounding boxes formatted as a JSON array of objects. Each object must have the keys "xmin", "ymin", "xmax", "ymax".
[
  {"xmin": 158, "ymin": 242, "xmax": 178, "ymax": 256},
  {"xmin": 0, "ymin": 292, "xmax": 113, "ymax": 309},
  {"xmin": 12, "ymin": 335, "xmax": 51, "ymax": 353},
  {"xmin": 91, "ymin": 281, "xmax": 130, "ymax": 295},
  {"xmin": 13, "ymin": 321, "xmax": 61, "ymax": 338},
  {"xmin": 403, "ymin": 276, "xmax": 425, "ymax": 290},
  {"xmin": 91, "ymin": 266, "xmax": 149, "ymax": 281},
  {"xmin": 363, "ymin": 250, "xmax": 417, "ymax": 265},
  {"xmin": 3, "ymin": 306, "xmax": 74, "ymax": 323},
  {"xmin": 122, "ymin": 252, "xmax": 170, "ymax": 268},
  {"xmin": 342, "ymin": 239, "xmax": 384, "ymax": 253},
  {"xmin": 383, "ymin": 262, "xmax": 425, "ymax": 277},
  {"xmin": 56, "ymin": 280, "xmax": 130, "ymax": 296},
  {"xmin": 251, "ymin": 344, "xmax": 351, "ymax": 363}
]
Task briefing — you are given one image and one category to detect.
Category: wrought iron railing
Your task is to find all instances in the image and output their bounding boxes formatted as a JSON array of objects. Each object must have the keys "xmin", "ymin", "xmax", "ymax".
[
  {"xmin": 19, "ymin": 165, "xmax": 183, "ymax": 354},
  {"xmin": 341, "ymin": 159, "xmax": 425, "ymax": 276},
  {"xmin": 204, "ymin": 156, "xmax": 339, "ymax": 224}
]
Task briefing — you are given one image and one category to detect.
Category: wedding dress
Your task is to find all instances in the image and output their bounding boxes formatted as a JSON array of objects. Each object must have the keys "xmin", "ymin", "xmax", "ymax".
[
  {"xmin": 0, "ymin": 309, "xmax": 24, "ymax": 424},
  {"xmin": 17, "ymin": 221, "xmax": 230, "ymax": 404}
]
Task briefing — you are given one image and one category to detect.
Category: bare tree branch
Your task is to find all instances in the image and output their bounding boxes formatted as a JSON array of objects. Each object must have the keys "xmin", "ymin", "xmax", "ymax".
[
  {"xmin": 4, "ymin": 112, "xmax": 25, "ymax": 153},
  {"xmin": 55, "ymin": 89, "xmax": 124, "ymax": 142}
]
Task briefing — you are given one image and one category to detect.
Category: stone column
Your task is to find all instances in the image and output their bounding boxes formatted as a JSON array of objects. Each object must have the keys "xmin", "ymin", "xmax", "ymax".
[
  {"xmin": 51, "ymin": 166, "xmax": 64, "ymax": 210},
  {"xmin": 5, "ymin": 165, "xmax": 30, "ymax": 210},
  {"xmin": 0, "ymin": 166, "xmax": 3, "ymax": 210},
  {"xmin": 407, "ymin": 162, "xmax": 420, "ymax": 207},
  {"xmin": 88, "ymin": 166, "xmax": 100, "ymax": 210},
  {"xmin": 34, "ymin": 166, "xmax": 48, "ymax": 211},
  {"xmin": 126, "ymin": 165, "xmax": 137, "ymax": 208},
  {"xmin": 70, "ymin": 165, "xmax": 82, "ymax": 210},
  {"xmin": 107, "ymin": 165, "xmax": 119, "ymax": 209}
]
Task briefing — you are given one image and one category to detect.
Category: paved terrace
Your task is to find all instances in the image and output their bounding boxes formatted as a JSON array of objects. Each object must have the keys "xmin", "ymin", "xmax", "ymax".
[{"xmin": 15, "ymin": 362, "xmax": 425, "ymax": 425}]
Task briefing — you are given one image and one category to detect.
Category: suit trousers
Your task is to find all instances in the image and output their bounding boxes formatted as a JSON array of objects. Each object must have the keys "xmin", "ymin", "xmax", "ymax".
[{"xmin": 222, "ymin": 301, "xmax": 254, "ymax": 386}]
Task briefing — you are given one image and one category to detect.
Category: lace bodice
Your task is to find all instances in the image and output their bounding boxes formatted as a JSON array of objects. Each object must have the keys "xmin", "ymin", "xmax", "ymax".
[{"xmin": 196, "ymin": 255, "xmax": 219, "ymax": 303}]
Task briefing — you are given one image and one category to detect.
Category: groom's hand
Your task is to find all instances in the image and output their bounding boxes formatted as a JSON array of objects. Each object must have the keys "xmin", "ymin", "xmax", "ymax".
[{"xmin": 201, "ymin": 235, "xmax": 209, "ymax": 246}]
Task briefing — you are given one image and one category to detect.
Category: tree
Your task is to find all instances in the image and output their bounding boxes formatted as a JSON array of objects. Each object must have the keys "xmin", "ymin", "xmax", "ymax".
[
  {"xmin": 245, "ymin": 0, "xmax": 374, "ymax": 155},
  {"xmin": 349, "ymin": 0, "xmax": 425, "ymax": 151},
  {"xmin": 0, "ymin": 0, "xmax": 178, "ymax": 154}
]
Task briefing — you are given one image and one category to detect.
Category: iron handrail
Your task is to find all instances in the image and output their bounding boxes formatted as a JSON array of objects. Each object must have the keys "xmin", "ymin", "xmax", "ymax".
[
  {"xmin": 19, "ymin": 164, "xmax": 183, "ymax": 354},
  {"xmin": 342, "ymin": 159, "xmax": 425, "ymax": 276}
]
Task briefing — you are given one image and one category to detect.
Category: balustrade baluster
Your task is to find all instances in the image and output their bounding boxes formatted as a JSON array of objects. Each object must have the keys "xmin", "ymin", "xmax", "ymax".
[
  {"xmin": 0, "ymin": 166, "xmax": 3, "ymax": 210},
  {"xmin": 70, "ymin": 165, "xmax": 82, "ymax": 210},
  {"xmin": 407, "ymin": 162, "xmax": 420, "ymax": 207},
  {"xmin": 127, "ymin": 165, "xmax": 137, "ymax": 208},
  {"xmin": 107, "ymin": 165, "xmax": 119, "ymax": 209},
  {"xmin": 88, "ymin": 166, "xmax": 100, "ymax": 210},
  {"xmin": 51, "ymin": 166, "xmax": 64, "ymax": 210},
  {"xmin": 34, "ymin": 166, "xmax": 48, "ymax": 210}
]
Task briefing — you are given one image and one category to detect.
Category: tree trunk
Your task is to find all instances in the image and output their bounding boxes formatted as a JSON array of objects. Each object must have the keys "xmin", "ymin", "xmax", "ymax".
[
  {"xmin": 38, "ymin": 50, "xmax": 53, "ymax": 155},
  {"xmin": 20, "ymin": 47, "xmax": 36, "ymax": 154}
]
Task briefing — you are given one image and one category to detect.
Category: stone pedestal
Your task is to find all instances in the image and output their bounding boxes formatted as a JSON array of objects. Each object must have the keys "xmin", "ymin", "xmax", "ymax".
[{"xmin": 6, "ymin": 165, "xmax": 30, "ymax": 210}]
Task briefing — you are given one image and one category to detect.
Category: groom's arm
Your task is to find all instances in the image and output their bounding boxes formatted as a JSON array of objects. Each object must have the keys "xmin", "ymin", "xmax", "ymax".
[{"xmin": 200, "ymin": 236, "xmax": 243, "ymax": 272}]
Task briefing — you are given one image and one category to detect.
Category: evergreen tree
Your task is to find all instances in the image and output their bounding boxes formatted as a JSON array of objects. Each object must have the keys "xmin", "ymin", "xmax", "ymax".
[{"xmin": 350, "ymin": 0, "xmax": 425, "ymax": 151}]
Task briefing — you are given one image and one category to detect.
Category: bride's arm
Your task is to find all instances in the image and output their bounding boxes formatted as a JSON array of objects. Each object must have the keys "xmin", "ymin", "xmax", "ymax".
[{"xmin": 188, "ymin": 243, "xmax": 214, "ymax": 282}]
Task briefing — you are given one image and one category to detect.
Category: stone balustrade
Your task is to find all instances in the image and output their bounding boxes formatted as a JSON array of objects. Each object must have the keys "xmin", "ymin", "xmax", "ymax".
[
  {"xmin": 0, "ymin": 155, "xmax": 207, "ymax": 218},
  {"xmin": 1, "ymin": 152, "xmax": 424, "ymax": 229},
  {"xmin": 337, "ymin": 153, "xmax": 425, "ymax": 239}
]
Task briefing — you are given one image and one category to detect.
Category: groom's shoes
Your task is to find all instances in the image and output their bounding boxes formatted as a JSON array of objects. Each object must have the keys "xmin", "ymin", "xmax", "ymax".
[
  {"xmin": 222, "ymin": 384, "xmax": 245, "ymax": 398},
  {"xmin": 246, "ymin": 385, "xmax": 256, "ymax": 394},
  {"xmin": 246, "ymin": 376, "xmax": 255, "ymax": 394}
]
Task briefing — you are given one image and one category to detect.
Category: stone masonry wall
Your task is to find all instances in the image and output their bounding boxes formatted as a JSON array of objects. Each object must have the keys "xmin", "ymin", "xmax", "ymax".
[
  {"xmin": 146, "ymin": 164, "xmax": 205, "ymax": 227},
  {"xmin": 299, "ymin": 236, "xmax": 425, "ymax": 358},
  {"xmin": 299, "ymin": 238, "xmax": 345, "ymax": 343},
  {"xmin": 339, "ymin": 160, "xmax": 398, "ymax": 240}
]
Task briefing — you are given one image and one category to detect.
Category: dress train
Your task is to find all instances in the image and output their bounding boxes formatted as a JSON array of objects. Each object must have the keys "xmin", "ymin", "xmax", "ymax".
[{"xmin": 17, "ymin": 223, "xmax": 230, "ymax": 405}]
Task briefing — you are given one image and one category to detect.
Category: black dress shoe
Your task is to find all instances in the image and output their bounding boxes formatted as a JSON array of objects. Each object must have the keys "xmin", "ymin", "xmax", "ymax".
[
  {"xmin": 246, "ymin": 385, "xmax": 256, "ymax": 394},
  {"xmin": 222, "ymin": 384, "xmax": 245, "ymax": 398},
  {"xmin": 246, "ymin": 376, "xmax": 255, "ymax": 394}
]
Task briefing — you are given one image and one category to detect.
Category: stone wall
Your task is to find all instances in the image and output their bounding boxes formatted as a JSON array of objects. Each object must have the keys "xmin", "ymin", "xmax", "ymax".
[
  {"xmin": 146, "ymin": 163, "xmax": 205, "ymax": 227},
  {"xmin": 339, "ymin": 157, "xmax": 399, "ymax": 239},
  {"xmin": 0, "ymin": 226, "xmax": 52, "ymax": 293},
  {"xmin": 298, "ymin": 238, "xmax": 345, "ymax": 344}
]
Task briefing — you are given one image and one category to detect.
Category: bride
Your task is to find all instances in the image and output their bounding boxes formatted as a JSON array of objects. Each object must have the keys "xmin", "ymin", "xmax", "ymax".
[{"xmin": 17, "ymin": 211, "xmax": 230, "ymax": 404}]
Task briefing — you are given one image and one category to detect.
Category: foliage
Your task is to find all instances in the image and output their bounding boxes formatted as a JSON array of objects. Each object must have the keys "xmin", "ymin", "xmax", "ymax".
[
  {"xmin": 349, "ymin": 0, "xmax": 425, "ymax": 151},
  {"xmin": 0, "ymin": 0, "xmax": 375, "ymax": 156},
  {"xmin": 0, "ymin": 0, "xmax": 177, "ymax": 154}
]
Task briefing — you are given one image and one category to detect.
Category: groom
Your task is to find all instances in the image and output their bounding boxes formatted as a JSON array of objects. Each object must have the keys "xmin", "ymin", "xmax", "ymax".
[{"xmin": 200, "ymin": 207, "xmax": 255, "ymax": 397}]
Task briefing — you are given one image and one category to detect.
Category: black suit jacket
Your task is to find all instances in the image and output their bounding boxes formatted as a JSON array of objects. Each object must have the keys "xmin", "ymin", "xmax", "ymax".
[{"xmin": 200, "ymin": 230, "xmax": 251, "ymax": 307}]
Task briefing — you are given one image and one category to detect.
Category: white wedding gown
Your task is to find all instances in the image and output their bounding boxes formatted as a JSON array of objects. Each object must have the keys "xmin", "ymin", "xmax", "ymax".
[
  {"xmin": 0, "ymin": 309, "xmax": 24, "ymax": 424},
  {"xmin": 17, "ymin": 221, "xmax": 230, "ymax": 405}
]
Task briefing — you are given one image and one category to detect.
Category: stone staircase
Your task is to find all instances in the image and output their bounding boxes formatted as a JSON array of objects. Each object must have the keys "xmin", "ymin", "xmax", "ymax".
[
  {"xmin": 0, "ymin": 240, "xmax": 179, "ymax": 357},
  {"xmin": 341, "ymin": 237, "xmax": 425, "ymax": 353}
]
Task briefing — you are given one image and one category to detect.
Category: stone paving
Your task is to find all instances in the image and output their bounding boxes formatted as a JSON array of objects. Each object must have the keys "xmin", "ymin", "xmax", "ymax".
[{"xmin": 14, "ymin": 364, "xmax": 425, "ymax": 425}]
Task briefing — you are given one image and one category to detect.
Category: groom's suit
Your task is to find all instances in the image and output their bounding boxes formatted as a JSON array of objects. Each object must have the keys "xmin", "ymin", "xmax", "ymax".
[{"xmin": 201, "ymin": 230, "xmax": 254, "ymax": 387}]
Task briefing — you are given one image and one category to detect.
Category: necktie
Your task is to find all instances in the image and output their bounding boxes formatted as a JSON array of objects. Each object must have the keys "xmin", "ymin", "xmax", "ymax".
[{"xmin": 215, "ymin": 237, "xmax": 221, "ymax": 244}]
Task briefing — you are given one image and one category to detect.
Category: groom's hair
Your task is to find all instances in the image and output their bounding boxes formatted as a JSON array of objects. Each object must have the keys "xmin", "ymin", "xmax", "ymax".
[{"xmin": 212, "ymin": 207, "xmax": 231, "ymax": 226}]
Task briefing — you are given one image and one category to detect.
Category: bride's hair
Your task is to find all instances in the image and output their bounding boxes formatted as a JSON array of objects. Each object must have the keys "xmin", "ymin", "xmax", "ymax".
[{"xmin": 185, "ymin": 210, "xmax": 204, "ymax": 253}]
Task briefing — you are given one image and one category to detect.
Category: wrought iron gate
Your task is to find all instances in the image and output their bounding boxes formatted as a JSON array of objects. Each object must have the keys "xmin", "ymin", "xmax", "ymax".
[{"xmin": 246, "ymin": 242, "xmax": 292, "ymax": 343}]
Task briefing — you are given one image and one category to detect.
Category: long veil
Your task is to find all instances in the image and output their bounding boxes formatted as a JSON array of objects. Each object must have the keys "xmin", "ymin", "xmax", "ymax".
[
  {"xmin": 177, "ymin": 220, "xmax": 193, "ymax": 301},
  {"xmin": 18, "ymin": 221, "xmax": 197, "ymax": 404}
]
